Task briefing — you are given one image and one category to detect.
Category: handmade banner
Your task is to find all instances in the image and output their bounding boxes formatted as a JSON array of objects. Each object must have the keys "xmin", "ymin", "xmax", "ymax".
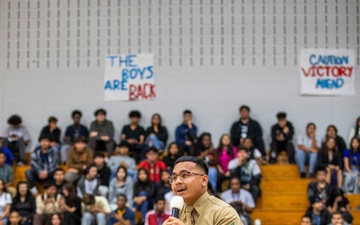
[
  {"xmin": 300, "ymin": 49, "xmax": 355, "ymax": 95},
  {"xmin": 104, "ymin": 54, "xmax": 155, "ymax": 101}
]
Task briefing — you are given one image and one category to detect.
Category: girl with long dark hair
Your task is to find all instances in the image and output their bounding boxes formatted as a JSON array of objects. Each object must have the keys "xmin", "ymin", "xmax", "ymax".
[
  {"xmin": 323, "ymin": 125, "xmax": 347, "ymax": 157},
  {"xmin": 0, "ymin": 179, "xmax": 11, "ymax": 225},
  {"xmin": 216, "ymin": 134, "xmax": 237, "ymax": 178},
  {"xmin": 133, "ymin": 168, "xmax": 155, "ymax": 222},
  {"xmin": 11, "ymin": 182, "xmax": 35, "ymax": 225},
  {"xmin": 348, "ymin": 117, "xmax": 360, "ymax": 143},
  {"xmin": 108, "ymin": 166, "xmax": 134, "ymax": 210},
  {"xmin": 344, "ymin": 137, "xmax": 360, "ymax": 174},
  {"xmin": 145, "ymin": 114, "xmax": 169, "ymax": 153},
  {"xmin": 60, "ymin": 183, "xmax": 81, "ymax": 225},
  {"xmin": 317, "ymin": 137, "xmax": 343, "ymax": 188},
  {"xmin": 162, "ymin": 142, "xmax": 182, "ymax": 171}
]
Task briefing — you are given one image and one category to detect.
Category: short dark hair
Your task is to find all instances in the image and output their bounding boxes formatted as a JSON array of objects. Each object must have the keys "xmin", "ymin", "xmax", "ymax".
[
  {"xmin": 38, "ymin": 134, "xmax": 51, "ymax": 142},
  {"xmin": 183, "ymin": 110, "xmax": 192, "ymax": 115},
  {"xmin": 155, "ymin": 196, "xmax": 165, "ymax": 203},
  {"xmin": 306, "ymin": 122, "xmax": 316, "ymax": 129},
  {"xmin": 230, "ymin": 176, "xmax": 241, "ymax": 184},
  {"xmin": 74, "ymin": 136, "xmax": 87, "ymax": 144},
  {"xmin": 94, "ymin": 108, "xmax": 106, "ymax": 116},
  {"xmin": 0, "ymin": 151, "xmax": 6, "ymax": 157},
  {"xmin": 237, "ymin": 145, "xmax": 247, "ymax": 152},
  {"xmin": 48, "ymin": 116, "xmax": 58, "ymax": 123},
  {"xmin": 315, "ymin": 166, "xmax": 327, "ymax": 174},
  {"xmin": 301, "ymin": 215, "xmax": 312, "ymax": 222},
  {"xmin": 276, "ymin": 112, "xmax": 287, "ymax": 119},
  {"xmin": 72, "ymin": 110, "xmax": 82, "ymax": 118},
  {"xmin": 118, "ymin": 142, "xmax": 130, "ymax": 149},
  {"xmin": 174, "ymin": 156, "xmax": 208, "ymax": 175},
  {"xmin": 8, "ymin": 115, "xmax": 22, "ymax": 125},
  {"xmin": 146, "ymin": 147, "xmax": 159, "ymax": 154},
  {"xmin": 94, "ymin": 152, "xmax": 105, "ymax": 159},
  {"xmin": 129, "ymin": 110, "xmax": 141, "ymax": 118},
  {"xmin": 54, "ymin": 168, "xmax": 64, "ymax": 174},
  {"xmin": 43, "ymin": 181, "xmax": 56, "ymax": 189},
  {"xmin": 117, "ymin": 193, "xmax": 127, "ymax": 202},
  {"xmin": 331, "ymin": 212, "xmax": 343, "ymax": 219},
  {"xmin": 82, "ymin": 194, "xmax": 96, "ymax": 205},
  {"xmin": 239, "ymin": 105, "xmax": 250, "ymax": 112}
]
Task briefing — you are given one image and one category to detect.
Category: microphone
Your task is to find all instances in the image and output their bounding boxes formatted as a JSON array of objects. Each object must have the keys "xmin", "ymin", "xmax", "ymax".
[{"xmin": 170, "ymin": 196, "xmax": 184, "ymax": 218}]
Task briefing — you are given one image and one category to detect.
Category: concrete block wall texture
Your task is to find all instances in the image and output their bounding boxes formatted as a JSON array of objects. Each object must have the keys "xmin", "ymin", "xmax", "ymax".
[{"xmin": 0, "ymin": 0, "xmax": 359, "ymax": 150}]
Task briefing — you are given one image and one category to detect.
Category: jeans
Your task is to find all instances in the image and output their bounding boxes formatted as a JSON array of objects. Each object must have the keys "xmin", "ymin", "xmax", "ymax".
[
  {"xmin": 134, "ymin": 190, "xmax": 149, "ymax": 219},
  {"xmin": 60, "ymin": 144, "xmax": 71, "ymax": 163},
  {"xmin": 25, "ymin": 168, "xmax": 56, "ymax": 188},
  {"xmin": 2, "ymin": 138, "xmax": 26, "ymax": 162},
  {"xmin": 208, "ymin": 167, "xmax": 218, "ymax": 191},
  {"xmin": 145, "ymin": 134, "xmax": 165, "ymax": 150},
  {"xmin": 81, "ymin": 212, "xmax": 106, "ymax": 225},
  {"xmin": 295, "ymin": 150, "xmax": 318, "ymax": 174}
]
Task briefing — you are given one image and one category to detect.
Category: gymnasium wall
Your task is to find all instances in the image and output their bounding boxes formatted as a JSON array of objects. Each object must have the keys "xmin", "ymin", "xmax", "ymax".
[{"xmin": 0, "ymin": 0, "xmax": 359, "ymax": 149}]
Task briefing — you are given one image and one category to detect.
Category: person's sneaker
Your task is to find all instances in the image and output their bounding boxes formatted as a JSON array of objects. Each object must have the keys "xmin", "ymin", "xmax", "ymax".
[
  {"xmin": 16, "ymin": 161, "xmax": 24, "ymax": 166},
  {"xmin": 30, "ymin": 187, "xmax": 38, "ymax": 195},
  {"xmin": 307, "ymin": 173, "xmax": 314, "ymax": 178},
  {"xmin": 300, "ymin": 172, "xmax": 306, "ymax": 178}
]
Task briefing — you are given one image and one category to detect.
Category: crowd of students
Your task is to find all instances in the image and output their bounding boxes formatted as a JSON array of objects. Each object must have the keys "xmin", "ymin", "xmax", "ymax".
[{"xmin": 0, "ymin": 105, "xmax": 358, "ymax": 225}]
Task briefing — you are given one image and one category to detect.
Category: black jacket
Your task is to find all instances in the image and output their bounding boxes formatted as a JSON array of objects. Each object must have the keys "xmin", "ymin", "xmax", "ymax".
[
  {"xmin": 230, "ymin": 118, "xmax": 265, "ymax": 153},
  {"xmin": 271, "ymin": 121, "xmax": 294, "ymax": 143},
  {"xmin": 307, "ymin": 182, "xmax": 338, "ymax": 207},
  {"xmin": 317, "ymin": 148, "xmax": 342, "ymax": 168},
  {"xmin": 97, "ymin": 164, "xmax": 111, "ymax": 186},
  {"xmin": 305, "ymin": 207, "xmax": 331, "ymax": 225}
]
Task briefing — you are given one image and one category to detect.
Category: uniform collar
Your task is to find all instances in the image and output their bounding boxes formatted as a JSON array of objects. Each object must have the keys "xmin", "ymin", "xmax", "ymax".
[{"xmin": 184, "ymin": 191, "xmax": 209, "ymax": 214}]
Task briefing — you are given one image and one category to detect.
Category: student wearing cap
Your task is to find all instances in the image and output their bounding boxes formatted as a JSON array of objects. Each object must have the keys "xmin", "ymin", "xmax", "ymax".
[
  {"xmin": 138, "ymin": 147, "xmax": 166, "ymax": 183},
  {"xmin": 304, "ymin": 196, "xmax": 331, "ymax": 225},
  {"xmin": 65, "ymin": 137, "xmax": 94, "ymax": 183},
  {"xmin": 88, "ymin": 108, "xmax": 116, "ymax": 156},
  {"xmin": 269, "ymin": 112, "xmax": 295, "ymax": 164},
  {"xmin": 107, "ymin": 142, "xmax": 137, "ymax": 181},
  {"xmin": 25, "ymin": 135, "xmax": 59, "ymax": 195}
]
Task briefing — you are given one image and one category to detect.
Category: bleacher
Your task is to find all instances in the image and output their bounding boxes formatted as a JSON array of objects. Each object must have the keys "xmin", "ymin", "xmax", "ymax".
[{"xmin": 12, "ymin": 152, "xmax": 360, "ymax": 225}]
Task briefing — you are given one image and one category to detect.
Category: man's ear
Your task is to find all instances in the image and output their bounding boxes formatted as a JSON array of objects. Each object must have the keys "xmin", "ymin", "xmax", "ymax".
[{"xmin": 202, "ymin": 175, "xmax": 209, "ymax": 187}]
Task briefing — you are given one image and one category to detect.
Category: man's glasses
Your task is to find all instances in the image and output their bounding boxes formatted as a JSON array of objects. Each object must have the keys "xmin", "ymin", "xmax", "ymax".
[{"xmin": 168, "ymin": 170, "xmax": 205, "ymax": 184}]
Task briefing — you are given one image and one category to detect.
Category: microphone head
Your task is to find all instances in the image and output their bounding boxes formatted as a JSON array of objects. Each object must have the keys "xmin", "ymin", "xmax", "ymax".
[{"xmin": 170, "ymin": 196, "xmax": 184, "ymax": 210}]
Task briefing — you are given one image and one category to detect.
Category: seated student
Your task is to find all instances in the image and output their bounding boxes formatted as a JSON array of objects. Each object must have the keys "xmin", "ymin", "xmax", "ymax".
[
  {"xmin": 145, "ymin": 113, "xmax": 169, "ymax": 153},
  {"xmin": 88, "ymin": 108, "xmax": 116, "ymax": 156},
  {"xmin": 93, "ymin": 152, "xmax": 111, "ymax": 197},
  {"xmin": 162, "ymin": 142, "xmax": 181, "ymax": 171},
  {"xmin": 348, "ymin": 116, "xmax": 360, "ymax": 144},
  {"xmin": 60, "ymin": 110, "xmax": 89, "ymax": 164},
  {"xmin": 326, "ymin": 190, "xmax": 353, "ymax": 224},
  {"xmin": 47, "ymin": 214, "xmax": 63, "ymax": 225},
  {"xmin": 243, "ymin": 138, "xmax": 266, "ymax": 165},
  {"xmin": 0, "ymin": 179, "xmax": 11, "ymax": 225},
  {"xmin": 81, "ymin": 194, "xmax": 110, "ymax": 225},
  {"xmin": 295, "ymin": 122, "xmax": 321, "ymax": 178},
  {"xmin": 26, "ymin": 135, "xmax": 58, "ymax": 195},
  {"xmin": 304, "ymin": 196, "xmax": 331, "ymax": 225},
  {"xmin": 269, "ymin": 112, "xmax": 295, "ymax": 164},
  {"xmin": 138, "ymin": 147, "xmax": 166, "ymax": 184},
  {"xmin": 156, "ymin": 170, "xmax": 171, "ymax": 197},
  {"xmin": 229, "ymin": 201, "xmax": 249, "ymax": 225},
  {"xmin": 145, "ymin": 196, "xmax": 170, "ymax": 225},
  {"xmin": 7, "ymin": 211, "xmax": 22, "ymax": 225},
  {"xmin": 317, "ymin": 137, "xmax": 343, "ymax": 189},
  {"xmin": 229, "ymin": 146, "xmax": 261, "ymax": 202},
  {"xmin": 2, "ymin": 115, "xmax": 30, "ymax": 165},
  {"xmin": 108, "ymin": 194, "xmax": 135, "ymax": 225},
  {"xmin": 328, "ymin": 212, "xmax": 351, "ymax": 225},
  {"xmin": 221, "ymin": 177, "xmax": 255, "ymax": 225},
  {"xmin": 11, "ymin": 181, "xmax": 36, "ymax": 225},
  {"xmin": 230, "ymin": 105, "xmax": 265, "ymax": 157},
  {"xmin": 39, "ymin": 116, "xmax": 61, "ymax": 149},
  {"xmin": 343, "ymin": 137, "xmax": 360, "ymax": 193},
  {"xmin": 323, "ymin": 125, "xmax": 347, "ymax": 158},
  {"xmin": 53, "ymin": 168, "xmax": 67, "ymax": 195},
  {"xmin": 0, "ymin": 152, "xmax": 15, "ymax": 197},
  {"xmin": 65, "ymin": 137, "xmax": 94, "ymax": 183},
  {"xmin": 108, "ymin": 166, "xmax": 134, "ymax": 210},
  {"xmin": 175, "ymin": 110, "xmax": 198, "ymax": 155},
  {"xmin": 107, "ymin": 142, "xmax": 137, "ymax": 182},
  {"xmin": 77, "ymin": 164, "xmax": 101, "ymax": 198},
  {"xmin": 133, "ymin": 168, "xmax": 156, "ymax": 221},
  {"xmin": 33, "ymin": 182, "xmax": 62, "ymax": 225},
  {"xmin": 60, "ymin": 183, "xmax": 82, "ymax": 225},
  {"xmin": 0, "ymin": 139, "xmax": 14, "ymax": 167},
  {"xmin": 216, "ymin": 134, "xmax": 237, "ymax": 181},
  {"xmin": 300, "ymin": 215, "xmax": 312, "ymax": 225},
  {"xmin": 307, "ymin": 166, "xmax": 338, "ymax": 207},
  {"xmin": 120, "ymin": 110, "xmax": 145, "ymax": 163}
]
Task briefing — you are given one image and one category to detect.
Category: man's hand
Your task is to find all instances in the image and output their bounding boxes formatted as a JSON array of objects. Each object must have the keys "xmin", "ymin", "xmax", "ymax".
[
  {"xmin": 101, "ymin": 136, "xmax": 110, "ymax": 142},
  {"xmin": 50, "ymin": 142, "xmax": 58, "ymax": 147},
  {"xmin": 243, "ymin": 183, "xmax": 251, "ymax": 190},
  {"xmin": 185, "ymin": 140, "xmax": 192, "ymax": 146},
  {"xmin": 276, "ymin": 134, "xmax": 285, "ymax": 141},
  {"xmin": 90, "ymin": 132, "xmax": 98, "ymax": 137},
  {"xmin": 164, "ymin": 217, "xmax": 185, "ymax": 225},
  {"xmin": 126, "ymin": 139, "xmax": 138, "ymax": 144},
  {"xmin": 120, "ymin": 161, "xmax": 128, "ymax": 168},
  {"xmin": 67, "ymin": 168, "xmax": 79, "ymax": 173},
  {"xmin": 283, "ymin": 126, "xmax": 289, "ymax": 134},
  {"xmin": 44, "ymin": 197, "xmax": 55, "ymax": 204}
]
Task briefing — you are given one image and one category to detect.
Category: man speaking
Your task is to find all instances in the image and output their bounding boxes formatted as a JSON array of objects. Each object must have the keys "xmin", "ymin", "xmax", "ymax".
[{"xmin": 164, "ymin": 156, "xmax": 243, "ymax": 225}]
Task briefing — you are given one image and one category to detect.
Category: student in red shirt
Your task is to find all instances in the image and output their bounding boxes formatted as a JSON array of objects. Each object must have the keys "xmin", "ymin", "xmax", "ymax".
[
  {"xmin": 138, "ymin": 147, "xmax": 166, "ymax": 183},
  {"xmin": 145, "ymin": 196, "xmax": 170, "ymax": 225}
]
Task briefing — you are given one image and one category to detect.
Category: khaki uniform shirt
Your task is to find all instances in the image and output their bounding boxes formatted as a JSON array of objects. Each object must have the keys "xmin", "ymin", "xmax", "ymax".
[{"xmin": 164, "ymin": 191, "xmax": 243, "ymax": 225}]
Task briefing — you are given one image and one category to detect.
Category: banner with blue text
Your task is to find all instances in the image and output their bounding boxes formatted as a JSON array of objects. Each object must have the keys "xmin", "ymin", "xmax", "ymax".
[
  {"xmin": 300, "ymin": 49, "xmax": 355, "ymax": 96},
  {"xmin": 104, "ymin": 54, "xmax": 155, "ymax": 101}
]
